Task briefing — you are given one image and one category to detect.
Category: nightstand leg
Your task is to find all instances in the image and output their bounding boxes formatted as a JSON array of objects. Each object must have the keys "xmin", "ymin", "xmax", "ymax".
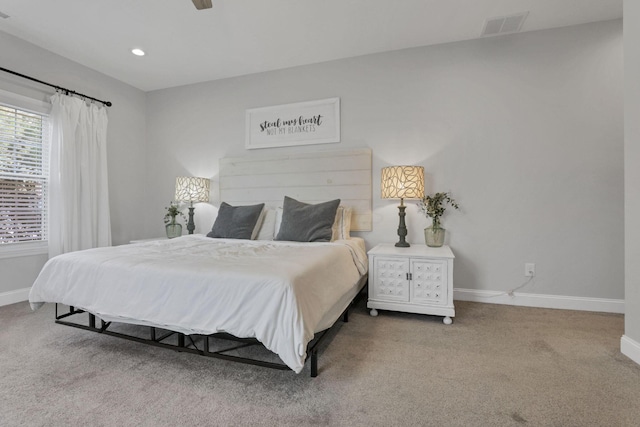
[
  {"xmin": 443, "ymin": 316, "xmax": 453, "ymax": 325},
  {"xmin": 369, "ymin": 308, "xmax": 378, "ymax": 317}
]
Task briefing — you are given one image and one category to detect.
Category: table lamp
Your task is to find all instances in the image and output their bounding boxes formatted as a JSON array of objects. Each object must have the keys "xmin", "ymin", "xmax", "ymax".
[
  {"xmin": 381, "ymin": 166, "xmax": 425, "ymax": 247},
  {"xmin": 175, "ymin": 176, "xmax": 210, "ymax": 234}
]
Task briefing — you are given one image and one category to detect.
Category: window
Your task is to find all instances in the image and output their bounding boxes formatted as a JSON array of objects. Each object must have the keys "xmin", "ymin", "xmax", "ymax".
[{"xmin": 0, "ymin": 100, "xmax": 49, "ymax": 254}]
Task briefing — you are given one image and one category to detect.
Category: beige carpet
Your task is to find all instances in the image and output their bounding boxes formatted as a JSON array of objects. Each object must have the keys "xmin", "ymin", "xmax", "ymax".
[{"xmin": 1, "ymin": 299, "xmax": 639, "ymax": 426}]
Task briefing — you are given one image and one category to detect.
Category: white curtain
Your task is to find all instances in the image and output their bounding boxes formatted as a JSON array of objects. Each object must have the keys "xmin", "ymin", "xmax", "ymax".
[{"xmin": 48, "ymin": 93, "xmax": 111, "ymax": 258}]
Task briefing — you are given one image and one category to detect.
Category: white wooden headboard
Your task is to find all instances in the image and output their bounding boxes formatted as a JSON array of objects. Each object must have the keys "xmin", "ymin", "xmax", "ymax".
[{"xmin": 219, "ymin": 148, "xmax": 372, "ymax": 231}]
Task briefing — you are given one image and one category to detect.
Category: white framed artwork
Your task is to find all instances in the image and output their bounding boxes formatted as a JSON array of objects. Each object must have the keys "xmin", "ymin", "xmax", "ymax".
[{"xmin": 245, "ymin": 97, "xmax": 340, "ymax": 150}]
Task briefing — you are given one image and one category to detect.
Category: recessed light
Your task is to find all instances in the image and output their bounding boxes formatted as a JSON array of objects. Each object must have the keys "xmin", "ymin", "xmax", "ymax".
[{"xmin": 131, "ymin": 48, "xmax": 145, "ymax": 56}]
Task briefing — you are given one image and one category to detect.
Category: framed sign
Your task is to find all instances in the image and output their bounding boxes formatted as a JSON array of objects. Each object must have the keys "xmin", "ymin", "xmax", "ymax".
[{"xmin": 245, "ymin": 97, "xmax": 340, "ymax": 149}]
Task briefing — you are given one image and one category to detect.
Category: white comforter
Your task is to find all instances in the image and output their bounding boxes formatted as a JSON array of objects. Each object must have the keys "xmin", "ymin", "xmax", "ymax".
[{"xmin": 29, "ymin": 235, "xmax": 367, "ymax": 373}]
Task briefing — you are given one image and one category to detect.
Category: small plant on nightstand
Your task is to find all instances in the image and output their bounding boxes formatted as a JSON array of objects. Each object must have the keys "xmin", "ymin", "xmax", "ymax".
[
  {"xmin": 164, "ymin": 201, "xmax": 187, "ymax": 239},
  {"xmin": 418, "ymin": 192, "xmax": 460, "ymax": 247}
]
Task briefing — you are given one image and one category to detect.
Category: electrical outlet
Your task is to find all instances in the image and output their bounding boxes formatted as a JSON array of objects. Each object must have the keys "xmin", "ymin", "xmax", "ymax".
[{"xmin": 525, "ymin": 263, "xmax": 535, "ymax": 277}]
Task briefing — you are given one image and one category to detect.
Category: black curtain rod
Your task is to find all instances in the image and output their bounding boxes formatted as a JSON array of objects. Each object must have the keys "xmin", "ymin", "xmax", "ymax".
[{"xmin": 0, "ymin": 66, "xmax": 112, "ymax": 107}]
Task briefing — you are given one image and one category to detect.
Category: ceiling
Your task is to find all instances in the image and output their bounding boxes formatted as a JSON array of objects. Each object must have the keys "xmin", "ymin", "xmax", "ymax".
[{"xmin": 0, "ymin": 0, "xmax": 622, "ymax": 92}]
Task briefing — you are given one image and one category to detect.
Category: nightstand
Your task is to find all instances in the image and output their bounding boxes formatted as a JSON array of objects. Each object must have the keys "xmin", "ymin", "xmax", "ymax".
[{"xmin": 367, "ymin": 243, "xmax": 455, "ymax": 324}]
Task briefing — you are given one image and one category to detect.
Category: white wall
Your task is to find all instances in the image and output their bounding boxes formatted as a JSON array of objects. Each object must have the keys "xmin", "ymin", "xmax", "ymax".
[
  {"xmin": 623, "ymin": 1, "xmax": 640, "ymax": 364},
  {"xmin": 146, "ymin": 20, "xmax": 623, "ymax": 304},
  {"xmin": 0, "ymin": 31, "xmax": 147, "ymax": 298}
]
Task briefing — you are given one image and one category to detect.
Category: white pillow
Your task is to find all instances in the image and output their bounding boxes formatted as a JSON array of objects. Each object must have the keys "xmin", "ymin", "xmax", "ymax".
[
  {"xmin": 331, "ymin": 206, "xmax": 352, "ymax": 241},
  {"xmin": 274, "ymin": 207, "xmax": 283, "ymax": 237},
  {"xmin": 255, "ymin": 208, "xmax": 277, "ymax": 240},
  {"xmin": 251, "ymin": 206, "xmax": 267, "ymax": 240}
]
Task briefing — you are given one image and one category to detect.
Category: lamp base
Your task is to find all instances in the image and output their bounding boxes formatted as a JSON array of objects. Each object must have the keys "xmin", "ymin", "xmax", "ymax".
[
  {"xmin": 395, "ymin": 203, "xmax": 410, "ymax": 248},
  {"xmin": 187, "ymin": 206, "xmax": 195, "ymax": 235}
]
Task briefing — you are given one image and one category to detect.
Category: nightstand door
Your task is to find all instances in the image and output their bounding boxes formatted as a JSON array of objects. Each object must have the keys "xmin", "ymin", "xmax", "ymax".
[
  {"xmin": 372, "ymin": 256, "xmax": 410, "ymax": 302},
  {"xmin": 410, "ymin": 259, "xmax": 447, "ymax": 305}
]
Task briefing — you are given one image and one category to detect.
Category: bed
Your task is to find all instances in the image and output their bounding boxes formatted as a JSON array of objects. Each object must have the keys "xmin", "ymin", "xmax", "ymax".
[
  {"xmin": 30, "ymin": 235, "xmax": 367, "ymax": 375},
  {"xmin": 29, "ymin": 149, "xmax": 372, "ymax": 376}
]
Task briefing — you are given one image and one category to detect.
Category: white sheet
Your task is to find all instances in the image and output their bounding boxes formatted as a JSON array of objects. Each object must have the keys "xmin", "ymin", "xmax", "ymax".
[{"xmin": 29, "ymin": 235, "xmax": 367, "ymax": 373}]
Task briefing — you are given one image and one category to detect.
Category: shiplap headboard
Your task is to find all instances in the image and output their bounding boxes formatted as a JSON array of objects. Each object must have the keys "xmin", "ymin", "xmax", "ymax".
[{"xmin": 219, "ymin": 148, "xmax": 372, "ymax": 231}]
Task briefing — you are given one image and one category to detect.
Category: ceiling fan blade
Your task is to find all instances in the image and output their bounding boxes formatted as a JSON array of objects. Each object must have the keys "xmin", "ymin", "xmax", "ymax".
[{"xmin": 192, "ymin": 0, "xmax": 212, "ymax": 10}]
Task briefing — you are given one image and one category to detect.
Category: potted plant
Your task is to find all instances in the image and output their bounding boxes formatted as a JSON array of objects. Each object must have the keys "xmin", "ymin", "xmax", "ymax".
[
  {"xmin": 164, "ymin": 201, "xmax": 187, "ymax": 239},
  {"xmin": 418, "ymin": 192, "xmax": 460, "ymax": 247}
]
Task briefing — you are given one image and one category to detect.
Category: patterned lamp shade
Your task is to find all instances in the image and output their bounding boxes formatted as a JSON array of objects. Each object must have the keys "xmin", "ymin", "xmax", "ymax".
[
  {"xmin": 381, "ymin": 166, "xmax": 425, "ymax": 200},
  {"xmin": 175, "ymin": 176, "xmax": 210, "ymax": 203}
]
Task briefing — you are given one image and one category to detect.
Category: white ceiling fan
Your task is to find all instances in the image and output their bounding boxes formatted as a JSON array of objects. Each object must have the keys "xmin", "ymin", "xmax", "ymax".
[{"xmin": 192, "ymin": 0, "xmax": 212, "ymax": 10}]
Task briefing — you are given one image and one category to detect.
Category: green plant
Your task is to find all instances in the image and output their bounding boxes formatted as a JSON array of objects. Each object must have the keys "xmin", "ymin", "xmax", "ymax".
[
  {"xmin": 418, "ymin": 192, "xmax": 459, "ymax": 229},
  {"xmin": 164, "ymin": 201, "xmax": 186, "ymax": 225}
]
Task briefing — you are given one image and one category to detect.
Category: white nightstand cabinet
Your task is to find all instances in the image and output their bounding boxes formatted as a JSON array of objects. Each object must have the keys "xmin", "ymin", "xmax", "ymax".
[{"xmin": 367, "ymin": 243, "xmax": 455, "ymax": 325}]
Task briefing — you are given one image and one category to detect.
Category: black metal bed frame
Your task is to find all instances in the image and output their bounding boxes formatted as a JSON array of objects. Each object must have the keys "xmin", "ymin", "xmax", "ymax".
[{"xmin": 54, "ymin": 283, "xmax": 366, "ymax": 377}]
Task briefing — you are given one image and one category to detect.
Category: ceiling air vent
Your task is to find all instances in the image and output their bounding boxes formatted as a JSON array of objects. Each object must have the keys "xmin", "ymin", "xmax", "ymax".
[{"xmin": 481, "ymin": 11, "xmax": 529, "ymax": 37}]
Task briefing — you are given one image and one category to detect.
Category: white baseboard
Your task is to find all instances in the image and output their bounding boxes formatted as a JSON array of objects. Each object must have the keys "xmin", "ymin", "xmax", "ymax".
[
  {"xmin": 0, "ymin": 287, "xmax": 30, "ymax": 307},
  {"xmin": 454, "ymin": 288, "xmax": 624, "ymax": 314},
  {"xmin": 621, "ymin": 335, "xmax": 640, "ymax": 366}
]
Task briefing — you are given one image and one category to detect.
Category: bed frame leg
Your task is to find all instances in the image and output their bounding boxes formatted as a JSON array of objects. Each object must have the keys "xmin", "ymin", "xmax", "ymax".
[
  {"xmin": 204, "ymin": 336, "xmax": 210, "ymax": 355},
  {"xmin": 342, "ymin": 309, "xmax": 349, "ymax": 323},
  {"xmin": 89, "ymin": 314, "xmax": 96, "ymax": 329},
  {"xmin": 310, "ymin": 350, "xmax": 318, "ymax": 377},
  {"xmin": 178, "ymin": 333, "xmax": 185, "ymax": 348}
]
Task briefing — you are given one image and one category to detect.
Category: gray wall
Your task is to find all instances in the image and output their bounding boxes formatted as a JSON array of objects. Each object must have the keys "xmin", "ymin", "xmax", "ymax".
[
  {"xmin": 0, "ymin": 19, "xmax": 626, "ymax": 309},
  {"xmin": 624, "ymin": 1, "xmax": 640, "ymax": 358},
  {"xmin": 0, "ymin": 31, "xmax": 147, "ymax": 295},
  {"xmin": 146, "ymin": 20, "xmax": 624, "ymax": 301}
]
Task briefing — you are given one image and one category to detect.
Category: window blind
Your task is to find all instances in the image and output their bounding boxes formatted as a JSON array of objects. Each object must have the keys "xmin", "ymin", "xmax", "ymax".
[{"xmin": 0, "ymin": 104, "xmax": 49, "ymax": 244}]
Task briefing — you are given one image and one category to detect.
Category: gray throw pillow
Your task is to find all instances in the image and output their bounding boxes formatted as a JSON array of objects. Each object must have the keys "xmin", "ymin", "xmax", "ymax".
[
  {"xmin": 207, "ymin": 202, "xmax": 265, "ymax": 239},
  {"xmin": 275, "ymin": 196, "xmax": 340, "ymax": 242}
]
